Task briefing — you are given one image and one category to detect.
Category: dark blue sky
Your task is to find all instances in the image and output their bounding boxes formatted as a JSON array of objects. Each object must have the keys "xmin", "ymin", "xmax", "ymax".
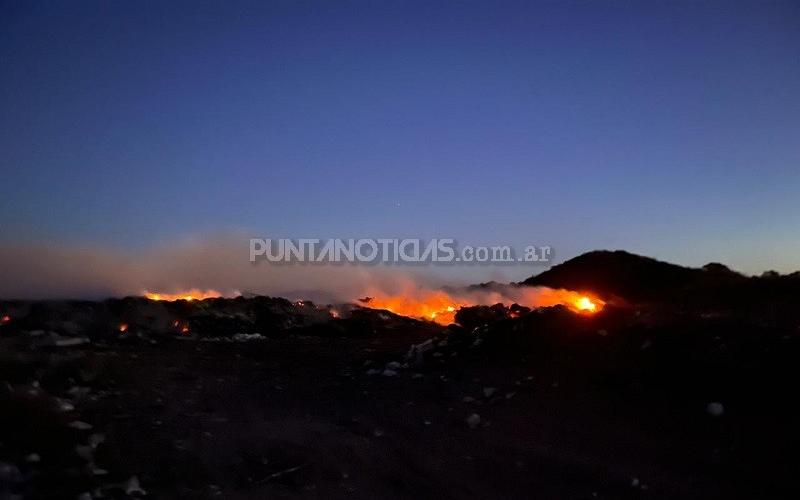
[{"xmin": 2, "ymin": 0, "xmax": 799, "ymax": 278}]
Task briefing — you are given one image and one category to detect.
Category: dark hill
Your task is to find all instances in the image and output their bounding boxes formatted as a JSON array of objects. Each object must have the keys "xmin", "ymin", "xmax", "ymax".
[{"xmin": 522, "ymin": 250, "xmax": 745, "ymax": 301}]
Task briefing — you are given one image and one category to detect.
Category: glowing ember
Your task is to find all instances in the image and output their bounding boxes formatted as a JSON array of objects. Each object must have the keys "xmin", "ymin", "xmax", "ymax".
[
  {"xmin": 1, "ymin": 315, "xmax": 10, "ymax": 324},
  {"xmin": 119, "ymin": 323, "xmax": 129, "ymax": 333},
  {"xmin": 575, "ymin": 296, "xmax": 598, "ymax": 312},
  {"xmin": 143, "ymin": 289, "xmax": 223, "ymax": 301},
  {"xmin": 180, "ymin": 325, "xmax": 190, "ymax": 334},
  {"xmin": 367, "ymin": 290, "xmax": 463, "ymax": 325},
  {"xmin": 362, "ymin": 287, "xmax": 603, "ymax": 324}
]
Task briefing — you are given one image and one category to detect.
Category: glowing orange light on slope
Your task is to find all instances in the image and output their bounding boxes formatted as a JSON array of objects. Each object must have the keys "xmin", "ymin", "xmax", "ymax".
[
  {"xmin": 143, "ymin": 289, "xmax": 222, "ymax": 301},
  {"xmin": 362, "ymin": 288, "xmax": 603, "ymax": 324},
  {"xmin": 574, "ymin": 296, "xmax": 598, "ymax": 313}
]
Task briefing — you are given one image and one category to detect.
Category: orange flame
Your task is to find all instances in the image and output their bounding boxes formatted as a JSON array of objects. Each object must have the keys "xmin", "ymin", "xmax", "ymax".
[
  {"xmin": 364, "ymin": 287, "xmax": 603, "ymax": 325},
  {"xmin": 574, "ymin": 296, "xmax": 598, "ymax": 313},
  {"xmin": 119, "ymin": 323, "xmax": 129, "ymax": 333},
  {"xmin": 367, "ymin": 290, "xmax": 463, "ymax": 325},
  {"xmin": 143, "ymin": 289, "xmax": 223, "ymax": 301}
]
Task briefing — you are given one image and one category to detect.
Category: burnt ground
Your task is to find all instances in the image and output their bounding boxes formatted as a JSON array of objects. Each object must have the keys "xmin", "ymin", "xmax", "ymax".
[{"xmin": 2, "ymin": 301, "xmax": 798, "ymax": 499}]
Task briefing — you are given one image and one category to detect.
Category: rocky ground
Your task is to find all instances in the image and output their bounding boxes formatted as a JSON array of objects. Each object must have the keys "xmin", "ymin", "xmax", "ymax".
[{"xmin": 1, "ymin": 295, "xmax": 798, "ymax": 499}]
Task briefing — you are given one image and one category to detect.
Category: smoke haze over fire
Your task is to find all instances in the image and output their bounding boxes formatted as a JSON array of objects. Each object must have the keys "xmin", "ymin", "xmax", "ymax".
[
  {"xmin": 0, "ymin": 234, "xmax": 518, "ymax": 301},
  {"xmin": 0, "ymin": 234, "xmax": 600, "ymax": 322}
]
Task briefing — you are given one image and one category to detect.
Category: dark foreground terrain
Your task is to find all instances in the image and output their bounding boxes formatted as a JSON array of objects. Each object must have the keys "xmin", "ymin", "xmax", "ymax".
[{"xmin": 2, "ymin": 252, "xmax": 800, "ymax": 499}]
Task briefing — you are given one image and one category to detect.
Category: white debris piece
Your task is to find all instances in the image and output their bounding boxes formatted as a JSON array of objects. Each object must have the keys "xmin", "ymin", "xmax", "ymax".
[
  {"xmin": 406, "ymin": 339, "xmax": 435, "ymax": 363},
  {"xmin": 483, "ymin": 387, "xmax": 497, "ymax": 398},
  {"xmin": 381, "ymin": 369, "xmax": 398, "ymax": 377},
  {"xmin": 232, "ymin": 333, "xmax": 265, "ymax": 342},
  {"xmin": 68, "ymin": 421, "xmax": 93, "ymax": 431},
  {"xmin": 89, "ymin": 433, "xmax": 105, "ymax": 449},
  {"xmin": 466, "ymin": 413, "xmax": 481, "ymax": 429},
  {"xmin": 25, "ymin": 453, "xmax": 41, "ymax": 463},
  {"xmin": 68, "ymin": 386, "xmax": 91, "ymax": 399},
  {"xmin": 385, "ymin": 361, "xmax": 402, "ymax": 371},
  {"xmin": 57, "ymin": 399, "xmax": 75, "ymax": 412},
  {"xmin": 706, "ymin": 402, "xmax": 725, "ymax": 417},
  {"xmin": 55, "ymin": 337, "xmax": 91, "ymax": 347},
  {"xmin": 126, "ymin": 475, "xmax": 147, "ymax": 496}
]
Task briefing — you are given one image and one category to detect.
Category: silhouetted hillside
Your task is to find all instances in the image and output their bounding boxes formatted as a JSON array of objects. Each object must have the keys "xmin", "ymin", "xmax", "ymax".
[{"xmin": 523, "ymin": 250, "xmax": 746, "ymax": 301}]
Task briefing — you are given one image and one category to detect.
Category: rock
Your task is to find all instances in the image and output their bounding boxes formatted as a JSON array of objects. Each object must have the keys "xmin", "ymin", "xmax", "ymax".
[
  {"xmin": 483, "ymin": 387, "xmax": 496, "ymax": 398},
  {"xmin": 385, "ymin": 361, "xmax": 402, "ymax": 371},
  {"xmin": 0, "ymin": 462, "xmax": 21, "ymax": 482},
  {"xmin": 25, "ymin": 453, "xmax": 41, "ymax": 463},
  {"xmin": 381, "ymin": 369, "xmax": 398, "ymax": 377},
  {"xmin": 54, "ymin": 336, "xmax": 91, "ymax": 347},
  {"xmin": 406, "ymin": 339, "xmax": 435, "ymax": 364},
  {"xmin": 706, "ymin": 402, "xmax": 725, "ymax": 417},
  {"xmin": 68, "ymin": 421, "xmax": 93, "ymax": 430},
  {"xmin": 126, "ymin": 475, "xmax": 147, "ymax": 496},
  {"xmin": 466, "ymin": 413, "xmax": 481, "ymax": 429},
  {"xmin": 57, "ymin": 399, "xmax": 75, "ymax": 412},
  {"xmin": 76, "ymin": 444, "xmax": 94, "ymax": 461},
  {"xmin": 89, "ymin": 433, "xmax": 105, "ymax": 448}
]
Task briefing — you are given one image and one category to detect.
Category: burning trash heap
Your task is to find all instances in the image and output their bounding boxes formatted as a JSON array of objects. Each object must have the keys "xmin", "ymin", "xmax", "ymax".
[{"xmin": 3, "ymin": 251, "xmax": 800, "ymax": 498}]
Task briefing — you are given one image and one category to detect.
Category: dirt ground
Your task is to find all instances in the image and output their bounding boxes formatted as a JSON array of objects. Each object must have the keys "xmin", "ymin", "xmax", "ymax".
[{"xmin": 3, "ymin": 310, "xmax": 789, "ymax": 500}]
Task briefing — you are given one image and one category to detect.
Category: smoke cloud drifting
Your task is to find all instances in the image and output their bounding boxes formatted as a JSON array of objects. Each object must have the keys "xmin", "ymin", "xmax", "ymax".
[{"xmin": 0, "ymin": 234, "xmax": 468, "ymax": 301}]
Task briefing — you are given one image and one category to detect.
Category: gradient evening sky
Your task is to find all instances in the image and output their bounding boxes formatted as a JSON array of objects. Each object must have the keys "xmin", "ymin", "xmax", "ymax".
[{"xmin": 1, "ymin": 0, "xmax": 799, "ymax": 284}]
